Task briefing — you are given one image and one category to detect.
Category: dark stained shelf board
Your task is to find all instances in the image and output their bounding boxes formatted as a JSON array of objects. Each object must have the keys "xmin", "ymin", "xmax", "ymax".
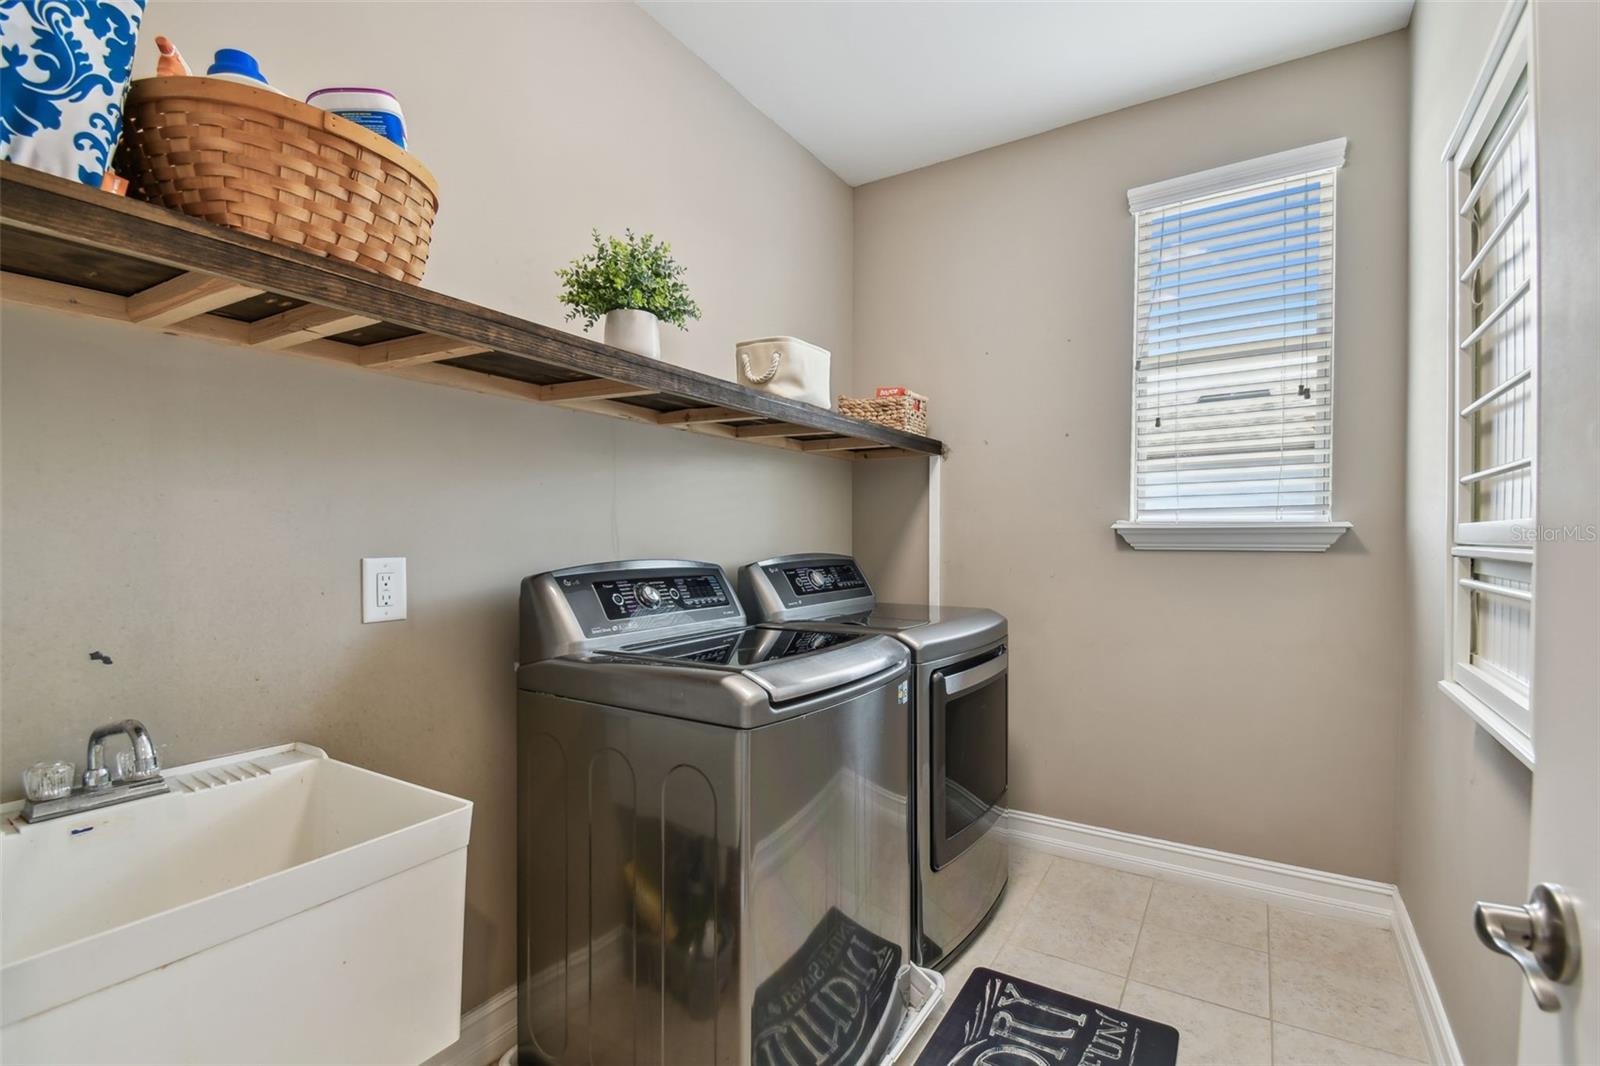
[{"xmin": 0, "ymin": 163, "xmax": 943, "ymax": 461}]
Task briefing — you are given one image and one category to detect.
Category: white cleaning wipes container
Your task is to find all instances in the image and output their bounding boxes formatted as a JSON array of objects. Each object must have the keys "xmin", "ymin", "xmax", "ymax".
[{"xmin": 307, "ymin": 87, "xmax": 407, "ymax": 148}]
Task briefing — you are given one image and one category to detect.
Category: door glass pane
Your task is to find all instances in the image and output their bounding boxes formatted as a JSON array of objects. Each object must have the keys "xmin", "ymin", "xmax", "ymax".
[{"xmin": 943, "ymin": 674, "xmax": 1007, "ymax": 840}]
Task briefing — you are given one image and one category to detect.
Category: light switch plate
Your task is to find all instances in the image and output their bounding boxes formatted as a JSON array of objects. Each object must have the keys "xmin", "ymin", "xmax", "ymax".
[{"xmin": 362, "ymin": 557, "xmax": 407, "ymax": 623}]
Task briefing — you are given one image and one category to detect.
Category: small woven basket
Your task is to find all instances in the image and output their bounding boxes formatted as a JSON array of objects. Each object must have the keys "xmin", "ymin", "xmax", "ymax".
[
  {"xmin": 838, "ymin": 390, "xmax": 929, "ymax": 435},
  {"xmin": 119, "ymin": 77, "xmax": 439, "ymax": 284}
]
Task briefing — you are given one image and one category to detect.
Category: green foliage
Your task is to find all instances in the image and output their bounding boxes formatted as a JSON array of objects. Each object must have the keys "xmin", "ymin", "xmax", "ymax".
[{"xmin": 555, "ymin": 229, "xmax": 703, "ymax": 331}]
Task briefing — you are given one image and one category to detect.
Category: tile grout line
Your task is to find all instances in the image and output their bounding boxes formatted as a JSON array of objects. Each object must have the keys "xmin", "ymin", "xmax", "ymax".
[
  {"xmin": 1120, "ymin": 960, "xmax": 1273, "ymax": 1021},
  {"xmin": 1267, "ymin": 906, "xmax": 1276, "ymax": 1065},
  {"xmin": 1118, "ymin": 878, "xmax": 1156, "ymax": 1009},
  {"xmin": 1003, "ymin": 861, "xmax": 1133, "ymax": 994},
  {"xmin": 1134, "ymin": 897, "xmax": 1274, "ymax": 1020},
  {"xmin": 1271, "ymin": 1022, "xmax": 1429, "ymax": 1066},
  {"xmin": 1126, "ymin": 867, "xmax": 1277, "ymax": 955},
  {"xmin": 1264, "ymin": 1003, "xmax": 1432, "ymax": 1062}
]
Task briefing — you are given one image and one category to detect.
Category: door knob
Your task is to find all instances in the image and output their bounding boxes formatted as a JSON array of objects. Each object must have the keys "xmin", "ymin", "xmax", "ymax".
[{"xmin": 1474, "ymin": 882, "xmax": 1581, "ymax": 1012}]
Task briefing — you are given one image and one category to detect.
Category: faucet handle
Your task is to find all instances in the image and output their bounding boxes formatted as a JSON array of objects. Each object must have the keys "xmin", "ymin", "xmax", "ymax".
[
  {"xmin": 116, "ymin": 746, "xmax": 161, "ymax": 782},
  {"xmin": 23, "ymin": 761, "xmax": 75, "ymax": 802}
]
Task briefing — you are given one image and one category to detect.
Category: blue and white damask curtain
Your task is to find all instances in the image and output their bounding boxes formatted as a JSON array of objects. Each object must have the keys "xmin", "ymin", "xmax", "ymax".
[{"xmin": 0, "ymin": 0, "xmax": 145, "ymax": 186}]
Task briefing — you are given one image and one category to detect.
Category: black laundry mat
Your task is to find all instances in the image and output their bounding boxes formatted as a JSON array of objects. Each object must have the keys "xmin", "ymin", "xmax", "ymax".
[{"xmin": 913, "ymin": 967, "xmax": 1179, "ymax": 1066}]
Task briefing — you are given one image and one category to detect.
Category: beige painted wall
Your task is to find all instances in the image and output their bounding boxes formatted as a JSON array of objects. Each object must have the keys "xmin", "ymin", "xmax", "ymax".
[
  {"xmin": 852, "ymin": 460, "xmax": 929, "ymax": 605},
  {"xmin": 1395, "ymin": 2, "xmax": 1537, "ymax": 1062},
  {"xmin": 0, "ymin": 2, "xmax": 855, "ymax": 1013},
  {"xmin": 853, "ymin": 33, "xmax": 1411, "ymax": 880}
]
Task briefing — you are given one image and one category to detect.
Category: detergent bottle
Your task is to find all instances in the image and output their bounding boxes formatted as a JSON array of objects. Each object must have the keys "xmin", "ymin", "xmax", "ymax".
[{"xmin": 204, "ymin": 48, "xmax": 285, "ymax": 93}]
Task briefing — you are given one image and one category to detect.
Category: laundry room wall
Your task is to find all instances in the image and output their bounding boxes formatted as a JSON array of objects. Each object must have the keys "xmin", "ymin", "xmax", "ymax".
[
  {"xmin": 0, "ymin": 2, "xmax": 854, "ymax": 1014},
  {"xmin": 851, "ymin": 33, "xmax": 1411, "ymax": 882}
]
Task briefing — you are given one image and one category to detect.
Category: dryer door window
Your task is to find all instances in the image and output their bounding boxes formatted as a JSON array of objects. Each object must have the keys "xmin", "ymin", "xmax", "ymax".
[{"xmin": 931, "ymin": 647, "xmax": 1008, "ymax": 869}]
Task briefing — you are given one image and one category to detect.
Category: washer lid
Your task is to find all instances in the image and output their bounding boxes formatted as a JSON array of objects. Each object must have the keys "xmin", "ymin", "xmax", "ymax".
[
  {"xmin": 615, "ymin": 627, "xmax": 905, "ymax": 705},
  {"xmin": 621, "ymin": 625, "xmax": 860, "ymax": 666},
  {"xmin": 519, "ymin": 631, "xmax": 910, "ymax": 727}
]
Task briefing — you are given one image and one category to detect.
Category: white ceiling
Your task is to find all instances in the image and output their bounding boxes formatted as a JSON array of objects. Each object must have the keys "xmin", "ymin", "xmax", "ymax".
[{"xmin": 640, "ymin": 1, "xmax": 1414, "ymax": 186}]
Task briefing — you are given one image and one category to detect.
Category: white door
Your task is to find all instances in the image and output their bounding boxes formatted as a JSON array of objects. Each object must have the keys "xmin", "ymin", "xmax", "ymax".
[{"xmin": 1513, "ymin": 2, "xmax": 1598, "ymax": 1061}]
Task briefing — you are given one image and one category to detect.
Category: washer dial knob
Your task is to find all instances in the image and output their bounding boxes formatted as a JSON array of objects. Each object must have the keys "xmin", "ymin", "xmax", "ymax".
[
  {"xmin": 809, "ymin": 568, "xmax": 833, "ymax": 589},
  {"xmin": 637, "ymin": 584, "xmax": 663, "ymax": 608}
]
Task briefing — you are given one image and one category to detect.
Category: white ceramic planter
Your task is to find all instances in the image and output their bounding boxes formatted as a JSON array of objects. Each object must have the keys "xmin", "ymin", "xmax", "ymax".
[{"xmin": 603, "ymin": 308, "xmax": 661, "ymax": 359}]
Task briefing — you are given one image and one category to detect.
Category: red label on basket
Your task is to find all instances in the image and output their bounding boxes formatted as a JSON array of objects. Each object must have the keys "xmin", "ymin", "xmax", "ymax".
[{"xmin": 875, "ymin": 387, "xmax": 909, "ymax": 397}]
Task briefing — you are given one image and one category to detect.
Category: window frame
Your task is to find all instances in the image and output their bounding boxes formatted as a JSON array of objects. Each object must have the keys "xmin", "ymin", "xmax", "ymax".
[
  {"xmin": 1113, "ymin": 139, "xmax": 1352, "ymax": 552},
  {"xmin": 1436, "ymin": 0, "xmax": 1537, "ymax": 769}
]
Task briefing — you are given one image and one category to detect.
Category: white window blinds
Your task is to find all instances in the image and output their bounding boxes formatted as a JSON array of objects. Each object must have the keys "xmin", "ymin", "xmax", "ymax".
[{"xmin": 1127, "ymin": 141, "xmax": 1345, "ymax": 524}]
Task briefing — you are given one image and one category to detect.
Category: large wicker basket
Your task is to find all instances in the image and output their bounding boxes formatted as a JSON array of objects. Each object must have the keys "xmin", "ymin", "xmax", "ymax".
[
  {"xmin": 119, "ymin": 77, "xmax": 439, "ymax": 284},
  {"xmin": 838, "ymin": 390, "xmax": 929, "ymax": 435}
]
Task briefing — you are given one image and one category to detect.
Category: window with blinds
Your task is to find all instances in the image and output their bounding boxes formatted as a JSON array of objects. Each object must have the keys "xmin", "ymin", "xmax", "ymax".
[
  {"xmin": 1445, "ymin": 6, "xmax": 1536, "ymax": 759},
  {"xmin": 1127, "ymin": 143, "xmax": 1343, "ymax": 526}
]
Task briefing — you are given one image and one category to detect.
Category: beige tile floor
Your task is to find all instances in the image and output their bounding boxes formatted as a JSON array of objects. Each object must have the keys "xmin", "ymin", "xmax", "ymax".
[{"xmin": 902, "ymin": 844, "xmax": 1430, "ymax": 1066}]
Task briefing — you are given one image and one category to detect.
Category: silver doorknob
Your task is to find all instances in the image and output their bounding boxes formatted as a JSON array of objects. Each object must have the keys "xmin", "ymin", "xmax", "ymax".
[{"xmin": 1474, "ymin": 883, "xmax": 1581, "ymax": 1012}]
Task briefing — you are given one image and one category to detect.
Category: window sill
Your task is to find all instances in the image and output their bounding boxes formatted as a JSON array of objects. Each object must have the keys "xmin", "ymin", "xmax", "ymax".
[
  {"xmin": 1112, "ymin": 521, "xmax": 1351, "ymax": 552},
  {"xmin": 1437, "ymin": 679, "xmax": 1535, "ymax": 770}
]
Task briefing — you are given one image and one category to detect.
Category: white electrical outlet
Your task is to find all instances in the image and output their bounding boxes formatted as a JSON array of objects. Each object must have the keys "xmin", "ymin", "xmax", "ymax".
[{"xmin": 362, "ymin": 557, "xmax": 407, "ymax": 623}]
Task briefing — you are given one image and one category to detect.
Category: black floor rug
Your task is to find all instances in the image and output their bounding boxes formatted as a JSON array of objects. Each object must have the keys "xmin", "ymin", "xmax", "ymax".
[{"xmin": 913, "ymin": 967, "xmax": 1179, "ymax": 1066}]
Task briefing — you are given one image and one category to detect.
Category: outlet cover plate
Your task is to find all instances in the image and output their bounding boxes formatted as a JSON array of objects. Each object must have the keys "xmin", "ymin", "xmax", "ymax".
[{"xmin": 362, "ymin": 557, "xmax": 407, "ymax": 623}]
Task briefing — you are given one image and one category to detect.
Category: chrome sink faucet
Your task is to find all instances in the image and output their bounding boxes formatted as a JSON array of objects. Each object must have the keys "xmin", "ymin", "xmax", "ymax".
[
  {"xmin": 19, "ymin": 719, "xmax": 169, "ymax": 823},
  {"xmin": 84, "ymin": 718, "xmax": 161, "ymax": 790}
]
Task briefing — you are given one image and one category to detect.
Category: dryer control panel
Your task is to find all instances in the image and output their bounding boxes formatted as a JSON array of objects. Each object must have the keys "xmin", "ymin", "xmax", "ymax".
[
  {"xmin": 739, "ymin": 554, "xmax": 877, "ymax": 623},
  {"xmin": 780, "ymin": 560, "xmax": 868, "ymax": 597}
]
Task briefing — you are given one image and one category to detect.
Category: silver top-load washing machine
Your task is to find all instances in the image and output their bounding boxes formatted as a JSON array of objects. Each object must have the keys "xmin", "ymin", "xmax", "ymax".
[
  {"xmin": 516, "ymin": 559, "xmax": 927, "ymax": 1066},
  {"xmin": 738, "ymin": 554, "xmax": 1009, "ymax": 972}
]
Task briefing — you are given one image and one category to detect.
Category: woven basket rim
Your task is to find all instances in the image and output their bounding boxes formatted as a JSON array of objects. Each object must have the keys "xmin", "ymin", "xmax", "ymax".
[
  {"xmin": 125, "ymin": 76, "xmax": 439, "ymax": 198},
  {"xmin": 839, "ymin": 392, "xmax": 928, "ymax": 403}
]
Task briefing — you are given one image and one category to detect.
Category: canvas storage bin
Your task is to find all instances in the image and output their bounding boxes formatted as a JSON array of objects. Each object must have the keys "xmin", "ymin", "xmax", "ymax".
[
  {"xmin": 735, "ymin": 336, "xmax": 831, "ymax": 409},
  {"xmin": 0, "ymin": 0, "xmax": 145, "ymax": 186}
]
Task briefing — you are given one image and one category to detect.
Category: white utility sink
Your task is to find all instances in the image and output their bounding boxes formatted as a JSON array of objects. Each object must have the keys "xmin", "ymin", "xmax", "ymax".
[{"xmin": 1, "ymin": 743, "xmax": 472, "ymax": 1065}]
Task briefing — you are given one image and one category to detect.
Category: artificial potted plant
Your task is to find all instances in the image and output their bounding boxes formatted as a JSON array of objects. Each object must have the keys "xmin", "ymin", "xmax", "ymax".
[{"xmin": 555, "ymin": 229, "xmax": 702, "ymax": 359}]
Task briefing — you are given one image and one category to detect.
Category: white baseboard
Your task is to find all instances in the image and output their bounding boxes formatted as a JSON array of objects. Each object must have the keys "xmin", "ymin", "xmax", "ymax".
[
  {"xmin": 424, "ymin": 984, "xmax": 516, "ymax": 1066},
  {"xmin": 1000, "ymin": 809, "xmax": 1462, "ymax": 1065},
  {"xmin": 1393, "ymin": 892, "xmax": 1466, "ymax": 1066},
  {"xmin": 1002, "ymin": 809, "xmax": 1394, "ymax": 922}
]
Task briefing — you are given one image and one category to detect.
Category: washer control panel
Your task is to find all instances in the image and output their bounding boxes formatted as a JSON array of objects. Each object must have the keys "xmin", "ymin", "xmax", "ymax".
[
  {"xmin": 593, "ymin": 573, "xmax": 731, "ymax": 620},
  {"xmin": 547, "ymin": 562, "xmax": 743, "ymax": 642}
]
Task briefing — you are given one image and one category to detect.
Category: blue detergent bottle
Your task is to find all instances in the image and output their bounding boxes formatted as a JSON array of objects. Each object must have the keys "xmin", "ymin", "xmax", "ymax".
[{"xmin": 205, "ymin": 49, "xmax": 283, "ymax": 93}]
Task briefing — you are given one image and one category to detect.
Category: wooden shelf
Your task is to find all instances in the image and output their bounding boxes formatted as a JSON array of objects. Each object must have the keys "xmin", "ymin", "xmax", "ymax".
[{"xmin": 0, "ymin": 163, "xmax": 943, "ymax": 461}]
